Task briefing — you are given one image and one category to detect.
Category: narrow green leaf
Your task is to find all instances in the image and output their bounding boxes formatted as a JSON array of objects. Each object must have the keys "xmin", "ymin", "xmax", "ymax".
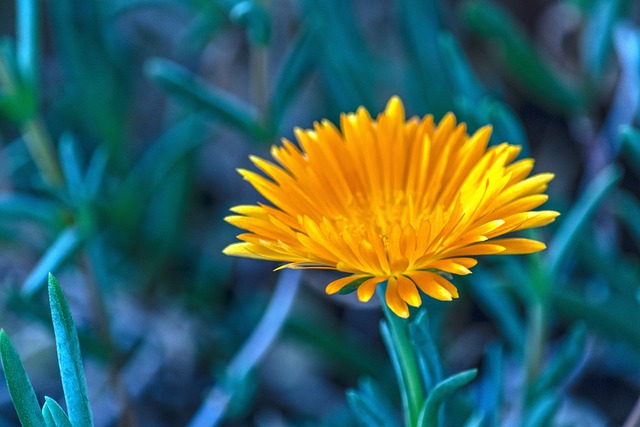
[
  {"xmin": 482, "ymin": 99, "xmax": 529, "ymax": 156},
  {"xmin": 580, "ymin": 0, "xmax": 630, "ymax": 79},
  {"xmin": 620, "ymin": 126, "xmax": 640, "ymax": 175},
  {"xmin": 397, "ymin": 0, "xmax": 448, "ymax": 113},
  {"xmin": 463, "ymin": 413, "xmax": 485, "ymax": 427},
  {"xmin": 522, "ymin": 394, "xmax": 559, "ymax": 427},
  {"xmin": 379, "ymin": 321, "xmax": 413, "ymax": 427},
  {"xmin": 270, "ymin": 25, "xmax": 316, "ymax": 127},
  {"xmin": 546, "ymin": 164, "xmax": 621, "ymax": 275},
  {"xmin": 530, "ymin": 323, "xmax": 586, "ymax": 398},
  {"xmin": 42, "ymin": 397, "xmax": 72, "ymax": 427},
  {"xmin": 59, "ymin": 133, "xmax": 86, "ymax": 202},
  {"xmin": 438, "ymin": 33, "xmax": 484, "ymax": 103},
  {"xmin": 408, "ymin": 310, "xmax": 443, "ymax": 391},
  {"xmin": 0, "ymin": 194, "xmax": 64, "ymax": 227},
  {"xmin": 463, "ymin": 0, "xmax": 586, "ymax": 113},
  {"xmin": 229, "ymin": 1, "xmax": 271, "ymax": 46},
  {"xmin": 0, "ymin": 330, "xmax": 46, "ymax": 427},
  {"xmin": 467, "ymin": 271, "xmax": 526, "ymax": 351},
  {"xmin": 16, "ymin": 0, "xmax": 39, "ymax": 94},
  {"xmin": 478, "ymin": 343, "xmax": 503, "ymax": 427},
  {"xmin": 48, "ymin": 274, "xmax": 94, "ymax": 427},
  {"xmin": 145, "ymin": 58, "xmax": 266, "ymax": 139},
  {"xmin": 552, "ymin": 289, "xmax": 640, "ymax": 350},
  {"xmin": 84, "ymin": 147, "xmax": 109, "ymax": 199},
  {"xmin": 347, "ymin": 379, "xmax": 397, "ymax": 427},
  {"xmin": 22, "ymin": 227, "xmax": 83, "ymax": 296},
  {"xmin": 417, "ymin": 369, "xmax": 478, "ymax": 427}
]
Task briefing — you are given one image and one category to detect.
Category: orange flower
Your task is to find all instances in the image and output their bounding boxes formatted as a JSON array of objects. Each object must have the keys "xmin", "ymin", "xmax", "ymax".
[{"xmin": 224, "ymin": 97, "xmax": 558, "ymax": 317}]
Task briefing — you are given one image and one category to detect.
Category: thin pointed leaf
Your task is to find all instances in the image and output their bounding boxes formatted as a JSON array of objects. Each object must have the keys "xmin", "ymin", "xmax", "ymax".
[
  {"xmin": 16, "ymin": 0, "xmax": 39, "ymax": 94},
  {"xmin": 0, "ymin": 194, "xmax": 64, "ymax": 227},
  {"xmin": 379, "ymin": 321, "xmax": 413, "ymax": 427},
  {"xmin": 463, "ymin": 0, "xmax": 586, "ymax": 113},
  {"xmin": 84, "ymin": 147, "xmax": 109, "ymax": 199},
  {"xmin": 463, "ymin": 413, "xmax": 485, "ymax": 427},
  {"xmin": 468, "ymin": 271, "xmax": 526, "ymax": 351},
  {"xmin": 22, "ymin": 227, "xmax": 83, "ymax": 296},
  {"xmin": 271, "ymin": 25, "xmax": 316, "ymax": 126},
  {"xmin": 530, "ymin": 324, "xmax": 586, "ymax": 398},
  {"xmin": 439, "ymin": 33, "xmax": 484, "ymax": 103},
  {"xmin": 417, "ymin": 369, "xmax": 478, "ymax": 427},
  {"xmin": 0, "ymin": 330, "xmax": 46, "ymax": 427},
  {"xmin": 347, "ymin": 380, "xmax": 397, "ymax": 427},
  {"xmin": 48, "ymin": 274, "xmax": 94, "ymax": 427},
  {"xmin": 580, "ymin": 0, "xmax": 631, "ymax": 79},
  {"xmin": 42, "ymin": 397, "xmax": 72, "ymax": 427},
  {"xmin": 478, "ymin": 343, "xmax": 503, "ymax": 427},
  {"xmin": 620, "ymin": 126, "xmax": 640, "ymax": 175},
  {"xmin": 145, "ymin": 58, "xmax": 266, "ymax": 139},
  {"xmin": 547, "ymin": 165, "xmax": 621, "ymax": 275},
  {"xmin": 59, "ymin": 133, "xmax": 86, "ymax": 202},
  {"xmin": 408, "ymin": 310, "xmax": 443, "ymax": 391},
  {"xmin": 522, "ymin": 394, "xmax": 559, "ymax": 427}
]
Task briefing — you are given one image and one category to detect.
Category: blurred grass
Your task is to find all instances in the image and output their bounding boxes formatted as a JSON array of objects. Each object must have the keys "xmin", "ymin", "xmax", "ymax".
[{"xmin": 0, "ymin": 0, "xmax": 640, "ymax": 426}]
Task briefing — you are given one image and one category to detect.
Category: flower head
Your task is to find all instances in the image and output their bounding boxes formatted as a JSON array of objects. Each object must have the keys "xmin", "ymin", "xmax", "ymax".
[{"xmin": 224, "ymin": 97, "xmax": 559, "ymax": 317}]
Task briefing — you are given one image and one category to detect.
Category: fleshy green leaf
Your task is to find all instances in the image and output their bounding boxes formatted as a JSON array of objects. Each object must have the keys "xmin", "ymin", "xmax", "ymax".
[
  {"xmin": 463, "ymin": 0, "xmax": 587, "ymax": 113},
  {"xmin": 22, "ymin": 227, "xmax": 83, "ymax": 296},
  {"xmin": 145, "ymin": 58, "xmax": 267, "ymax": 139},
  {"xmin": 347, "ymin": 379, "xmax": 397, "ymax": 427},
  {"xmin": 270, "ymin": 25, "xmax": 316, "ymax": 127},
  {"xmin": 546, "ymin": 164, "xmax": 621, "ymax": 275},
  {"xmin": 522, "ymin": 394, "xmax": 559, "ymax": 427},
  {"xmin": 48, "ymin": 274, "xmax": 94, "ymax": 427},
  {"xmin": 408, "ymin": 310, "xmax": 443, "ymax": 391},
  {"xmin": 417, "ymin": 369, "xmax": 478, "ymax": 427},
  {"xmin": 42, "ymin": 397, "xmax": 72, "ymax": 427},
  {"xmin": 478, "ymin": 343, "xmax": 503, "ymax": 427},
  {"xmin": 0, "ymin": 330, "xmax": 46, "ymax": 427},
  {"xmin": 530, "ymin": 324, "xmax": 586, "ymax": 399}
]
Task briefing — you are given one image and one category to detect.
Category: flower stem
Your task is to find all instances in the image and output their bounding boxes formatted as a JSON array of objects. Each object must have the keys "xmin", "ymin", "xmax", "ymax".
[{"xmin": 380, "ymin": 294, "xmax": 424, "ymax": 427}]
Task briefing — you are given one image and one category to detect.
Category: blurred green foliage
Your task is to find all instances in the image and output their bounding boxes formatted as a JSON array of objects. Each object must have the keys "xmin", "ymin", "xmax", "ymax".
[{"xmin": 0, "ymin": 0, "xmax": 640, "ymax": 426}]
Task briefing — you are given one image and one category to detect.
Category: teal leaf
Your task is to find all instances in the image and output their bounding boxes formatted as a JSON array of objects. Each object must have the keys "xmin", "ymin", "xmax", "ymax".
[
  {"xmin": 58, "ymin": 133, "xmax": 86, "ymax": 203},
  {"xmin": 417, "ymin": 369, "xmax": 478, "ymax": 427},
  {"xmin": 22, "ymin": 227, "xmax": 83, "ymax": 296},
  {"xmin": 530, "ymin": 324, "xmax": 586, "ymax": 399},
  {"xmin": 408, "ymin": 310, "xmax": 443, "ymax": 391},
  {"xmin": 379, "ymin": 321, "xmax": 413, "ymax": 427},
  {"xmin": 0, "ymin": 194, "xmax": 64, "ymax": 228},
  {"xmin": 347, "ymin": 379, "xmax": 398, "ymax": 427},
  {"xmin": 546, "ymin": 164, "xmax": 621, "ymax": 275},
  {"xmin": 145, "ymin": 58, "xmax": 267, "ymax": 139},
  {"xmin": 42, "ymin": 397, "xmax": 72, "ymax": 427},
  {"xmin": 522, "ymin": 394, "xmax": 559, "ymax": 427},
  {"xmin": 270, "ymin": 25, "xmax": 316, "ymax": 127},
  {"xmin": 16, "ymin": 0, "xmax": 39, "ymax": 95},
  {"xmin": 463, "ymin": 0, "xmax": 587, "ymax": 113},
  {"xmin": 48, "ymin": 274, "xmax": 94, "ymax": 427},
  {"xmin": 0, "ymin": 330, "xmax": 46, "ymax": 427}
]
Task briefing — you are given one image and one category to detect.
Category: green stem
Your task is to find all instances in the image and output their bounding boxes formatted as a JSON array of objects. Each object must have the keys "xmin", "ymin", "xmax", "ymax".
[{"xmin": 381, "ymin": 296, "xmax": 424, "ymax": 427}]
